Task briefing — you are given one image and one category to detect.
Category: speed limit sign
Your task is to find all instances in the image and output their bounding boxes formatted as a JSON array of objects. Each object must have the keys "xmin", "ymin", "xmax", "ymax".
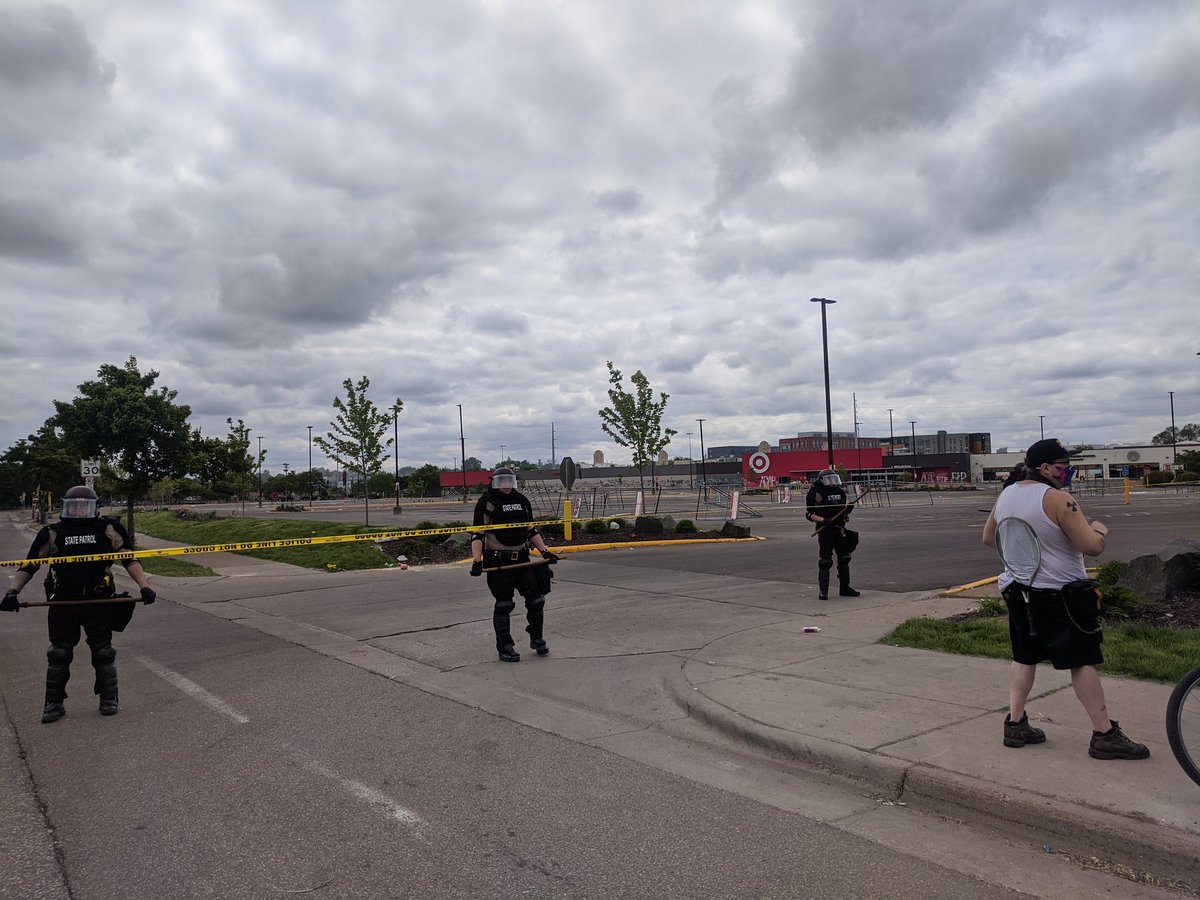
[{"xmin": 81, "ymin": 460, "xmax": 101, "ymax": 478}]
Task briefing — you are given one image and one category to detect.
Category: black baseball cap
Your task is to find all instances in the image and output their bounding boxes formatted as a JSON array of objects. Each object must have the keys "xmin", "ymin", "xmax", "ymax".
[{"xmin": 1025, "ymin": 439, "xmax": 1076, "ymax": 467}]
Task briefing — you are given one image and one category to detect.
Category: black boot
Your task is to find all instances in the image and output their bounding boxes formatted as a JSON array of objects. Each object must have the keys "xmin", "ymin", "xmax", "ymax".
[
  {"xmin": 531, "ymin": 638, "xmax": 549, "ymax": 657},
  {"xmin": 525, "ymin": 596, "xmax": 548, "ymax": 655},
  {"xmin": 817, "ymin": 559, "xmax": 832, "ymax": 601},
  {"xmin": 41, "ymin": 700, "xmax": 66, "ymax": 724},
  {"xmin": 43, "ymin": 644, "xmax": 71, "ymax": 723},
  {"xmin": 838, "ymin": 559, "xmax": 860, "ymax": 596},
  {"xmin": 498, "ymin": 644, "xmax": 521, "ymax": 662},
  {"xmin": 92, "ymin": 643, "xmax": 118, "ymax": 715}
]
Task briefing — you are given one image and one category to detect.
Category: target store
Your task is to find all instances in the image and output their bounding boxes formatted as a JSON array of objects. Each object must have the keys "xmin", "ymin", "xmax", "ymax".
[{"xmin": 743, "ymin": 448, "xmax": 886, "ymax": 488}]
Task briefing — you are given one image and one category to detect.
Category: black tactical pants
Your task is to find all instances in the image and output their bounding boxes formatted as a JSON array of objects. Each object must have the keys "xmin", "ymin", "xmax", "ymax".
[{"xmin": 46, "ymin": 602, "xmax": 117, "ymax": 703}]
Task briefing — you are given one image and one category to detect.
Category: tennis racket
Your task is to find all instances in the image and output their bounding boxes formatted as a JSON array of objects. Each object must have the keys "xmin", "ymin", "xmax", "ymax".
[{"xmin": 995, "ymin": 517, "xmax": 1042, "ymax": 636}]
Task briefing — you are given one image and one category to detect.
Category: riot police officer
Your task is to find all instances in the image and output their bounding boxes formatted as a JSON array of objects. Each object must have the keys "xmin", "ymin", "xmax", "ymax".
[
  {"xmin": 804, "ymin": 469, "xmax": 860, "ymax": 600},
  {"xmin": 1, "ymin": 485, "xmax": 157, "ymax": 722},
  {"xmin": 469, "ymin": 467, "xmax": 557, "ymax": 662}
]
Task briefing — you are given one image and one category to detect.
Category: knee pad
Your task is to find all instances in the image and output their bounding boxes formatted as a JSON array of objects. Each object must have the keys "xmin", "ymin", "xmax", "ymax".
[
  {"xmin": 525, "ymin": 596, "xmax": 545, "ymax": 613},
  {"xmin": 91, "ymin": 644, "xmax": 116, "ymax": 666},
  {"xmin": 818, "ymin": 559, "xmax": 833, "ymax": 572},
  {"xmin": 494, "ymin": 600, "xmax": 516, "ymax": 617},
  {"xmin": 47, "ymin": 644, "xmax": 73, "ymax": 666}
]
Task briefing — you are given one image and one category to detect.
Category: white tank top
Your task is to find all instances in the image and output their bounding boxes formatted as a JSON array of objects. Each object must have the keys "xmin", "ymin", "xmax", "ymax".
[{"xmin": 994, "ymin": 482, "xmax": 1087, "ymax": 590}]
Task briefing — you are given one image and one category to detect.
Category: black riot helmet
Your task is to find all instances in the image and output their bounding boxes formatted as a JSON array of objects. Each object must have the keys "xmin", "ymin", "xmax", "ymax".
[
  {"xmin": 817, "ymin": 469, "xmax": 842, "ymax": 487},
  {"xmin": 491, "ymin": 467, "xmax": 517, "ymax": 491},
  {"xmin": 61, "ymin": 485, "xmax": 99, "ymax": 519}
]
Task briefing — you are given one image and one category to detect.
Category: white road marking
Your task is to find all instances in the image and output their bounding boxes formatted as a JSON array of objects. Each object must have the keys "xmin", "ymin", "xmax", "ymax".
[
  {"xmin": 136, "ymin": 656, "xmax": 425, "ymax": 836},
  {"xmin": 136, "ymin": 656, "xmax": 251, "ymax": 724},
  {"xmin": 289, "ymin": 747, "xmax": 427, "ymax": 837}
]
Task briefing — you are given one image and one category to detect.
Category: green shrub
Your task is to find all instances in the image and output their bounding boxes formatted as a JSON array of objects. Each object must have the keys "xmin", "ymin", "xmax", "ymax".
[
  {"xmin": 1176, "ymin": 471, "xmax": 1198, "ymax": 483},
  {"xmin": 976, "ymin": 597, "xmax": 1006, "ymax": 617},
  {"xmin": 674, "ymin": 519, "xmax": 699, "ymax": 534},
  {"xmin": 537, "ymin": 516, "xmax": 565, "ymax": 538},
  {"xmin": 634, "ymin": 516, "xmax": 665, "ymax": 535},
  {"xmin": 584, "ymin": 518, "xmax": 609, "ymax": 535},
  {"xmin": 608, "ymin": 517, "xmax": 627, "ymax": 530},
  {"xmin": 1145, "ymin": 471, "xmax": 1174, "ymax": 485}
]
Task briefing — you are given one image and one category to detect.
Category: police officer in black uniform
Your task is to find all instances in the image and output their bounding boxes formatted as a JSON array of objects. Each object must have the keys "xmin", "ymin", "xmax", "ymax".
[
  {"xmin": 469, "ymin": 467, "xmax": 557, "ymax": 662},
  {"xmin": 1, "ymin": 485, "xmax": 157, "ymax": 722},
  {"xmin": 804, "ymin": 469, "xmax": 860, "ymax": 601}
]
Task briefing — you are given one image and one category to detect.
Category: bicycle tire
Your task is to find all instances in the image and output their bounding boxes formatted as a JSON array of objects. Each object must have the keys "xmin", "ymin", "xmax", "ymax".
[{"xmin": 1166, "ymin": 664, "xmax": 1200, "ymax": 787}]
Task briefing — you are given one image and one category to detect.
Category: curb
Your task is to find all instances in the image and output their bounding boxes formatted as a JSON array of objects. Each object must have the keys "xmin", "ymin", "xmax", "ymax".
[{"xmin": 664, "ymin": 664, "xmax": 1200, "ymax": 891}]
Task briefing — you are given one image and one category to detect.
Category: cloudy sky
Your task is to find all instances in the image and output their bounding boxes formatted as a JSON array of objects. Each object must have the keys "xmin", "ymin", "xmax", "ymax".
[{"xmin": 2, "ymin": 0, "xmax": 1197, "ymax": 473}]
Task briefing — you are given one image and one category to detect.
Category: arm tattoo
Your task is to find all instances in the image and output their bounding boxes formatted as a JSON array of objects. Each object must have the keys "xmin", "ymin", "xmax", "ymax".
[{"xmin": 1066, "ymin": 500, "xmax": 1078, "ymax": 513}]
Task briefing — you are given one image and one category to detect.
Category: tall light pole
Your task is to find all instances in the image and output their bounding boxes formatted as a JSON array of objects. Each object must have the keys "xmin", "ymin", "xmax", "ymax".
[
  {"xmin": 696, "ymin": 419, "xmax": 708, "ymax": 500},
  {"xmin": 500, "ymin": 444, "xmax": 506, "ymax": 466},
  {"xmin": 307, "ymin": 425, "xmax": 313, "ymax": 505},
  {"xmin": 686, "ymin": 431, "xmax": 694, "ymax": 488},
  {"xmin": 257, "ymin": 436, "xmax": 264, "ymax": 507},
  {"xmin": 887, "ymin": 408, "xmax": 895, "ymax": 477},
  {"xmin": 1169, "ymin": 391, "xmax": 1177, "ymax": 467},
  {"xmin": 1038, "ymin": 415, "xmax": 1045, "ymax": 439},
  {"xmin": 810, "ymin": 297, "xmax": 837, "ymax": 467},
  {"xmin": 392, "ymin": 401, "xmax": 402, "ymax": 513},
  {"xmin": 457, "ymin": 404, "xmax": 468, "ymax": 503},
  {"xmin": 909, "ymin": 421, "xmax": 919, "ymax": 486}
]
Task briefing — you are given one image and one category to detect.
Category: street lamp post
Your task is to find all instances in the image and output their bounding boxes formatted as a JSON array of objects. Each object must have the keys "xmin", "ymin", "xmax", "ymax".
[
  {"xmin": 887, "ymin": 408, "xmax": 895, "ymax": 478},
  {"xmin": 393, "ymin": 403, "xmax": 401, "ymax": 514},
  {"xmin": 810, "ymin": 297, "xmax": 837, "ymax": 467},
  {"xmin": 1169, "ymin": 391, "xmax": 1177, "ymax": 467},
  {"xmin": 257, "ymin": 436, "xmax": 264, "ymax": 507},
  {"xmin": 696, "ymin": 419, "xmax": 707, "ymax": 500},
  {"xmin": 457, "ymin": 404, "xmax": 468, "ymax": 504},
  {"xmin": 686, "ymin": 432, "xmax": 694, "ymax": 488},
  {"xmin": 307, "ymin": 425, "xmax": 313, "ymax": 505},
  {"xmin": 1038, "ymin": 416, "xmax": 1045, "ymax": 439},
  {"xmin": 500, "ymin": 444, "xmax": 506, "ymax": 466},
  {"xmin": 909, "ymin": 422, "xmax": 919, "ymax": 486}
]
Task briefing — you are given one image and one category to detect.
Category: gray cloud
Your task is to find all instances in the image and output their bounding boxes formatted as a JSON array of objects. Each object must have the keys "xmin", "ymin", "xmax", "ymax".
[{"xmin": 0, "ymin": 1, "xmax": 1196, "ymax": 471}]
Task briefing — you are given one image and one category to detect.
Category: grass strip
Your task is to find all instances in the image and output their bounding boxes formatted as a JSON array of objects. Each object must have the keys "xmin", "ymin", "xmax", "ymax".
[
  {"xmin": 134, "ymin": 511, "xmax": 408, "ymax": 572},
  {"xmin": 882, "ymin": 615, "xmax": 1200, "ymax": 683},
  {"xmin": 140, "ymin": 557, "xmax": 216, "ymax": 577}
]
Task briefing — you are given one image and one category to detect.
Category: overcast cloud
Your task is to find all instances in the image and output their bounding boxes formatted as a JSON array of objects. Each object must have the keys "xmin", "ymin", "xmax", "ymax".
[{"xmin": 2, "ymin": 0, "xmax": 1197, "ymax": 473}]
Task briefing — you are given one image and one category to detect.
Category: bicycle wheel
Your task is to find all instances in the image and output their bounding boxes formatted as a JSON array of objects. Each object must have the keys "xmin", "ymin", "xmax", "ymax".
[{"xmin": 1166, "ymin": 665, "xmax": 1200, "ymax": 787}]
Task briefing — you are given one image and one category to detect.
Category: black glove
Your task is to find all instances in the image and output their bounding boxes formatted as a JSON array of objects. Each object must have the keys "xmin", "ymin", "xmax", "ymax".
[
  {"xmin": 541, "ymin": 550, "xmax": 559, "ymax": 564},
  {"xmin": 1, "ymin": 589, "xmax": 19, "ymax": 613},
  {"xmin": 470, "ymin": 561, "xmax": 483, "ymax": 577},
  {"xmin": 140, "ymin": 586, "xmax": 157, "ymax": 605}
]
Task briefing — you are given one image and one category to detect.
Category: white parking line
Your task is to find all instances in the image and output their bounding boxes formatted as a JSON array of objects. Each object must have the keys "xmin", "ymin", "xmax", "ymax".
[{"xmin": 136, "ymin": 656, "xmax": 251, "ymax": 724}]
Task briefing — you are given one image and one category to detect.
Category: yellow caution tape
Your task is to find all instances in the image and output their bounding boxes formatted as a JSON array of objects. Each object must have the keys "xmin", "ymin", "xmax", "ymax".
[{"xmin": 0, "ymin": 519, "xmax": 566, "ymax": 568}]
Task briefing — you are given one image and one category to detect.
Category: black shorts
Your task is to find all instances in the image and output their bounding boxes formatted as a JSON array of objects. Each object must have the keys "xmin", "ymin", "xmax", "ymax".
[{"xmin": 1002, "ymin": 583, "xmax": 1103, "ymax": 670}]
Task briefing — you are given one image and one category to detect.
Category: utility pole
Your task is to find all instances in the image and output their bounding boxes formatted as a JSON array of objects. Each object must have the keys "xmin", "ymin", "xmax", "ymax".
[
  {"xmin": 457, "ymin": 404, "xmax": 468, "ymax": 503},
  {"xmin": 697, "ymin": 418, "xmax": 708, "ymax": 501},
  {"xmin": 810, "ymin": 297, "xmax": 837, "ymax": 467},
  {"xmin": 551, "ymin": 422, "xmax": 556, "ymax": 466}
]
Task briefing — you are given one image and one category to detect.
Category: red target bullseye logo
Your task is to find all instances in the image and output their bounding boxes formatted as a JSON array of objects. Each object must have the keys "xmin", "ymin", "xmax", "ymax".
[{"xmin": 749, "ymin": 452, "xmax": 770, "ymax": 474}]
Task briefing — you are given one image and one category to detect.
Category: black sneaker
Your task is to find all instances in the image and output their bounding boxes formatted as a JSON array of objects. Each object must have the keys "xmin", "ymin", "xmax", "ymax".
[
  {"xmin": 818, "ymin": 591, "xmax": 829, "ymax": 601},
  {"xmin": 498, "ymin": 644, "xmax": 521, "ymax": 663},
  {"xmin": 839, "ymin": 586, "xmax": 861, "ymax": 597},
  {"xmin": 1003, "ymin": 712, "xmax": 1046, "ymax": 748},
  {"xmin": 1088, "ymin": 721, "xmax": 1150, "ymax": 760},
  {"xmin": 41, "ymin": 701, "xmax": 66, "ymax": 724},
  {"xmin": 99, "ymin": 698, "xmax": 119, "ymax": 716},
  {"xmin": 531, "ymin": 639, "xmax": 549, "ymax": 657}
]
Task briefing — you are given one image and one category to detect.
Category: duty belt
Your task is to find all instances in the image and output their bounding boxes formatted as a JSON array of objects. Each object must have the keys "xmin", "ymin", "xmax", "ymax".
[{"xmin": 487, "ymin": 549, "xmax": 524, "ymax": 562}]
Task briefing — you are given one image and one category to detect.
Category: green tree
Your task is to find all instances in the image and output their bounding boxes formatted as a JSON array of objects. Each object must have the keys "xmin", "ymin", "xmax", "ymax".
[
  {"xmin": 463, "ymin": 456, "xmax": 483, "ymax": 471},
  {"xmin": 598, "ymin": 361, "xmax": 677, "ymax": 493},
  {"xmin": 407, "ymin": 463, "xmax": 442, "ymax": 497},
  {"xmin": 312, "ymin": 377, "xmax": 400, "ymax": 525},
  {"xmin": 0, "ymin": 424, "xmax": 78, "ymax": 510},
  {"xmin": 1152, "ymin": 424, "xmax": 1199, "ymax": 444},
  {"xmin": 52, "ymin": 357, "xmax": 192, "ymax": 541}
]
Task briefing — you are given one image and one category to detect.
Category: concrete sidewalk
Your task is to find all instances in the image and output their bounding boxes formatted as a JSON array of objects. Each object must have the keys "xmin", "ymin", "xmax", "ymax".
[{"xmin": 666, "ymin": 589, "xmax": 1200, "ymax": 889}]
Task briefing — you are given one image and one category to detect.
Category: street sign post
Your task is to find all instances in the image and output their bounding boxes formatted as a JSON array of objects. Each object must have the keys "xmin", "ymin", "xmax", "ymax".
[
  {"xmin": 81, "ymin": 460, "xmax": 101, "ymax": 478},
  {"xmin": 559, "ymin": 456, "xmax": 577, "ymax": 490}
]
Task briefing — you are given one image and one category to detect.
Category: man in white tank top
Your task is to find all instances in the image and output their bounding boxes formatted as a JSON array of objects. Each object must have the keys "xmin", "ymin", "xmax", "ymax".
[{"xmin": 983, "ymin": 439, "xmax": 1149, "ymax": 760}]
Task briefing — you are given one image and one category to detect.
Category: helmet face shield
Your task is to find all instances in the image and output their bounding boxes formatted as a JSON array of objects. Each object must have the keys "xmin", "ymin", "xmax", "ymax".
[
  {"xmin": 61, "ymin": 485, "xmax": 99, "ymax": 519},
  {"xmin": 491, "ymin": 471, "xmax": 517, "ymax": 490},
  {"xmin": 819, "ymin": 470, "xmax": 842, "ymax": 487}
]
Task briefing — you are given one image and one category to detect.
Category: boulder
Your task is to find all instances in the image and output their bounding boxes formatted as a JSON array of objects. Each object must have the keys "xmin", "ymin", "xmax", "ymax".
[
  {"xmin": 634, "ymin": 516, "xmax": 665, "ymax": 535},
  {"xmin": 720, "ymin": 521, "xmax": 752, "ymax": 538},
  {"xmin": 1119, "ymin": 539, "xmax": 1200, "ymax": 601}
]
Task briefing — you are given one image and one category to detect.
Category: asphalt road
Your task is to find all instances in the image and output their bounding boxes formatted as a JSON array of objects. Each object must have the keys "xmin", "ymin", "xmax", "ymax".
[{"xmin": 0, "ymin": 521, "xmax": 1024, "ymax": 900}]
